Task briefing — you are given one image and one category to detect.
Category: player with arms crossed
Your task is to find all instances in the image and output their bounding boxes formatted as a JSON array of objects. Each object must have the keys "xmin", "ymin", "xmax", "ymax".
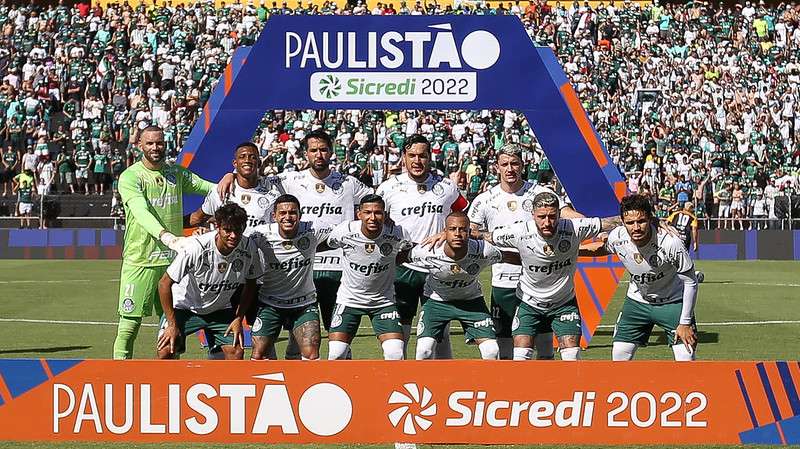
[
  {"xmin": 249, "ymin": 194, "xmax": 329, "ymax": 360},
  {"xmin": 667, "ymin": 202, "xmax": 704, "ymax": 282},
  {"xmin": 411, "ymin": 211, "xmax": 521, "ymax": 360},
  {"xmin": 376, "ymin": 134, "xmax": 468, "ymax": 358},
  {"xmin": 156, "ymin": 204, "xmax": 261, "ymax": 360},
  {"xmin": 580, "ymin": 194, "xmax": 699, "ymax": 361},
  {"xmin": 114, "ymin": 126, "xmax": 219, "ymax": 359},
  {"xmin": 326, "ymin": 194, "xmax": 412, "ymax": 360},
  {"xmin": 468, "ymin": 144, "xmax": 583, "ymax": 360}
]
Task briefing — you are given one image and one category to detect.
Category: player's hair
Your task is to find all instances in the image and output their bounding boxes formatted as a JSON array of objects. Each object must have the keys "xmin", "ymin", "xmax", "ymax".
[
  {"xmin": 620, "ymin": 194, "xmax": 654, "ymax": 219},
  {"xmin": 359, "ymin": 193, "xmax": 385, "ymax": 209},
  {"xmin": 138, "ymin": 125, "xmax": 163, "ymax": 139},
  {"xmin": 532, "ymin": 191, "xmax": 560, "ymax": 210},
  {"xmin": 446, "ymin": 210, "xmax": 470, "ymax": 223},
  {"xmin": 403, "ymin": 134, "xmax": 431, "ymax": 156},
  {"xmin": 215, "ymin": 203, "xmax": 248, "ymax": 231},
  {"xmin": 274, "ymin": 193, "xmax": 300, "ymax": 210},
  {"xmin": 234, "ymin": 141, "xmax": 259, "ymax": 155},
  {"xmin": 301, "ymin": 129, "xmax": 333, "ymax": 153},
  {"xmin": 497, "ymin": 144, "xmax": 523, "ymax": 161}
]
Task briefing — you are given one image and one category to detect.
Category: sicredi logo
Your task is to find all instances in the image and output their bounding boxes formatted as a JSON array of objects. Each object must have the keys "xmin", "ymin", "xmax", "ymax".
[
  {"xmin": 285, "ymin": 24, "xmax": 500, "ymax": 102},
  {"xmin": 388, "ymin": 383, "xmax": 437, "ymax": 435}
]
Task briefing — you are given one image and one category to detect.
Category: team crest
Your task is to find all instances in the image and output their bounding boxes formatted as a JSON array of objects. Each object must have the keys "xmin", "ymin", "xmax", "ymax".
[
  {"xmin": 241, "ymin": 194, "xmax": 251, "ymax": 205},
  {"xmin": 417, "ymin": 184, "xmax": 427, "ymax": 193},
  {"xmin": 649, "ymin": 254, "xmax": 662, "ymax": 267},
  {"xmin": 331, "ymin": 182, "xmax": 343, "ymax": 195},
  {"xmin": 466, "ymin": 263, "xmax": 481, "ymax": 275},
  {"xmin": 154, "ymin": 176, "xmax": 164, "ymax": 186},
  {"xmin": 281, "ymin": 241, "xmax": 294, "ymax": 250},
  {"xmin": 558, "ymin": 240, "xmax": 571, "ymax": 253},
  {"xmin": 633, "ymin": 253, "xmax": 644, "ymax": 264},
  {"xmin": 432, "ymin": 183, "xmax": 444, "ymax": 196},
  {"xmin": 315, "ymin": 183, "xmax": 325, "ymax": 193},
  {"xmin": 507, "ymin": 201, "xmax": 518, "ymax": 212},
  {"xmin": 379, "ymin": 243, "xmax": 393, "ymax": 256},
  {"xmin": 543, "ymin": 244, "xmax": 555, "ymax": 256},
  {"xmin": 331, "ymin": 312, "xmax": 343, "ymax": 329},
  {"xmin": 297, "ymin": 236, "xmax": 310, "ymax": 250},
  {"xmin": 511, "ymin": 315, "xmax": 520, "ymax": 332},
  {"xmin": 217, "ymin": 262, "xmax": 228, "ymax": 273},
  {"xmin": 232, "ymin": 259, "xmax": 244, "ymax": 272},
  {"xmin": 365, "ymin": 242, "xmax": 376, "ymax": 254},
  {"xmin": 251, "ymin": 317, "xmax": 263, "ymax": 333},
  {"xmin": 258, "ymin": 197, "xmax": 269, "ymax": 208},
  {"xmin": 450, "ymin": 264, "xmax": 463, "ymax": 274},
  {"xmin": 522, "ymin": 199, "xmax": 534, "ymax": 212},
  {"xmin": 122, "ymin": 298, "xmax": 135, "ymax": 313}
]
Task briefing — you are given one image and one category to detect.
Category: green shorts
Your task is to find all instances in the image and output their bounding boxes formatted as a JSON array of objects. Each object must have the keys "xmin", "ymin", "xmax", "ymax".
[
  {"xmin": 613, "ymin": 298, "xmax": 696, "ymax": 346},
  {"xmin": 251, "ymin": 303, "xmax": 320, "ymax": 339},
  {"xmin": 418, "ymin": 297, "xmax": 496, "ymax": 343},
  {"xmin": 329, "ymin": 304, "xmax": 402, "ymax": 337},
  {"xmin": 313, "ymin": 270, "xmax": 342, "ymax": 331},
  {"xmin": 118, "ymin": 263, "xmax": 168, "ymax": 318},
  {"xmin": 394, "ymin": 266, "xmax": 427, "ymax": 324},
  {"xmin": 512, "ymin": 298, "xmax": 583, "ymax": 339},
  {"xmin": 491, "ymin": 287, "xmax": 520, "ymax": 338},
  {"xmin": 158, "ymin": 308, "xmax": 236, "ymax": 354}
]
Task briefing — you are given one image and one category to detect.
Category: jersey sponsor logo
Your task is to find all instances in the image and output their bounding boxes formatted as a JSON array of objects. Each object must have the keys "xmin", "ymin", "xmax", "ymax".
[
  {"xmin": 400, "ymin": 201, "xmax": 443, "ymax": 217},
  {"xmin": 558, "ymin": 312, "xmax": 580, "ymax": 322},
  {"xmin": 217, "ymin": 262, "xmax": 228, "ymax": 273},
  {"xmin": 150, "ymin": 195, "xmax": 179, "ymax": 208},
  {"xmin": 122, "ymin": 298, "xmax": 135, "ymax": 313},
  {"xmin": 301, "ymin": 203, "xmax": 343, "ymax": 217},
  {"xmin": 528, "ymin": 258, "xmax": 572, "ymax": 275},
  {"xmin": 164, "ymin": 172, "xmax": 177, "ymax": 184},
  {"xmin": 522, "ymin": 199, "xmax": 534, "ymax": 212},
  {"xmin": 379, "ymin": 243, "xmax": 393, "ymax": 256},
  {"xmin": 466, "ymin": 263, "xmax": 480, "ymax": 275},
  {"xmin": 497, "ymin": 272, "xmax": 521, "ymax": 281},
  {"xmin": 473, "ymin": 317, "xmax": 493, "ymax": 329},
  {"xmin": 297, "ymin": 236, "xmax": 310, "ymax": 250},
  {"xmin": 349, "ymin": 261, "xmax": 390, "ymax": 276},
  {"xmin": 630, "ymin": 271, "xmax": 666, "ymax": 284},
  {"xmin": 438, "ymin": 277, "xmax": 476, "ymax": 289},
  {"xmin": 314, "ymin": 255, "xmax": 342, "ymax": 265},
  {"xmin": 649, "ymin": 254, "xmax": 662, "ymax": 267},
  {"xmin": 248, "ymin": 216, "xmax": 268, "ymax": 228},
  {"xmin": 542, "ymin": 244, "xmax": 555, "ymax": 257},
  {"xmin": 507, "ymin": 200, "xmax": 517, "ymax": 211},
  {"xmin": 558, "ymin": 240, "xmax": 571, "ymax": 253},
  {"xmin": 365, "ymin": 242, "xmax": 376, "ymax": 254},
  {"xmin": 379, "ymin": 310, "xmax": 400, "ymax": 320},
  {"xmin": 432, "ymin": 183, "xmax": 444, "ymax": 196},
  {"xmin": 232, "ymin": 259, "xmax": 244, "ymax": 272},
  {"xmin": 633, "ymin": 253, "xmax": 644, "ymax": 264},
  {"xmin": 148, "ymin": 250, "xmax": 174, "ymax": 261},
  {"xmin": 269, "ymin": 255, "xmax": 313, "ymax": 271},
  {"xmin": 199, "ymin": 280, "xmax": 240, "ymax": 293}
]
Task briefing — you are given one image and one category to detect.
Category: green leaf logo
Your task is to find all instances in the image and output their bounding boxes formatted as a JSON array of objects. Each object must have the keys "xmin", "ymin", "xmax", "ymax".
[{"xmin": 318, "ymin": 74, "xmax": 341, "ymax": 98}]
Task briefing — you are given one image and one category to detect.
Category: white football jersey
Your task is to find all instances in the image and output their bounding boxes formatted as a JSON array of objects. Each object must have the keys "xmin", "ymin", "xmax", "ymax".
[
  {"xmin": 468, "ymin": 182, "xmax": 570, "ymax": 288},
  {"xmin": 409, "ymin": 239, "xmax": 501, "ymax": 302},
  {"xmin": 605, "ymin": 226, "xmax": 694, "ymax": 305},
  {"xmin": 279, "ymin": 170, "xmax": 372, "ymax": 271},
  {"xmin": 492, "ymin": 218, "xmax": 601, "ymax": 309},
  {"xmin": 250, "ymin": 222, "xmax": 329, "ymax": 308},
  {"xmin": 376, "ymin": 173, "xmax": 466, "ymax": 272},
  {"xmin": 327, "ymin": 220, "xmax": 411, "ymax": 309},
  {"xmin": 200, "ymin": 177, "xmax": 282, "ymax": 235},
  {"xmin": 167, "ymin": 231, "xmax": 262, "ymax": 314}
]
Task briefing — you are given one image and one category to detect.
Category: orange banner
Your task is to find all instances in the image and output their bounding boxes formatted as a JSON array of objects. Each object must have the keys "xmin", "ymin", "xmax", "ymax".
[{"xmin": 0, "ymin": 360, "xmax": 798, "ymax": 445}]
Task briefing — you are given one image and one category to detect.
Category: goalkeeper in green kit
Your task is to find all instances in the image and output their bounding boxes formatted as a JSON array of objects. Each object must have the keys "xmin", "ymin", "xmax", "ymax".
[{"xmin": 113, "ymin": 126, "xmax": 217, "ymax": 359}]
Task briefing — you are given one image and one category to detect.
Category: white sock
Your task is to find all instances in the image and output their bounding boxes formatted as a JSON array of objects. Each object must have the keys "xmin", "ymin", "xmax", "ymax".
[
  {"xmin": 415, "ymin": 337, "xmax": 436, "ymax": 360},
  {"xmin": 497, "ymin": 337, "xmax": 513, "ymax": 360},
  {"xmin": 401, "ymin": 324, "xmax": 412, "ymax": 359},
  {"xmin": 328, "ymin": 341, "xmax": 350, "ymax": 360},
  {"xmin": 672, "ymin": 344, "xmax": 696, "ymax": 361},
  {"xmin": 435, "ymin": 324, "xmax": 453, "ymax": 359},
  {"xmin": 534, "ymin": 332, "xmax": 555, "ymax": 359},
  {"xmin": 513, "ymin": 347, "xmax": 533, "ymax": 360},
  {"xmin": 301, "ymin": 356, "xmax": 311, "ymax": 361},
  {"xmin": 285, "ymin": 333, "xmax": 301, "ymax": 360},
  {"xmin": 478, "ymin": 340, "xmax": 500, "ymax": 360},
  {"xmin": 560, "ymin": 346, "xmax": 580, "ymax": 361},
  {"xmin": 265, "ymin": 344, "xmax": 277, "ymax": 360},
  {"xmin": 382, "ymin": 338, "xmax": 404, "ymax": 360},
  {"xmin": 612, "ymin": 342, "xmax": 637, "ymax": 361}
]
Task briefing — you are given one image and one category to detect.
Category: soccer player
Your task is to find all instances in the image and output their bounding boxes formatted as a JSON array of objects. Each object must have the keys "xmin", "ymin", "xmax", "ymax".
[
  {"xmin": 278, "ymin": 130, "xmax": 372, "ymax": 336},
  {"xmin": 376, "ymin": 134, "xmax": 468, "ymax": 359},
  {"xmin": 325, "ymin": 194, "xmax": 412, "ymax": 360},
  {"xmin": 411, "ymin": 211, "xmax": 520, "ymax": 360},
  {"xmin": 468, "ymin": 144, "xmax": 583, "ymax": 359},
  {"xmin": 157, "ymin": 204, "xmax": 261, "ymax": 360},
  {"xmin": 580, "ymin": 194, "xmax": 699, "ymax": 361},
  {"xmin": 667, "ymin": 202, "xmax": 704, "ymax": 282},
  {"xmin": 114, "ymin": 126, "xmax": 218, "ymax": 360},
  {"xmin": 249, "ymin": 194, "xmax": 328, "ymax": 360},
  {"xmin": 12, "ymin": 171, "xmax": 35, "ymax": 229}
]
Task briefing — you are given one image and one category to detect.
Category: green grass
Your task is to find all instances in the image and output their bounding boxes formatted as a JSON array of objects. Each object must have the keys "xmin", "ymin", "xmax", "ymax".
[{"xmin": 0, "ymin": 260, "xmax": 797, "ymax": 449}]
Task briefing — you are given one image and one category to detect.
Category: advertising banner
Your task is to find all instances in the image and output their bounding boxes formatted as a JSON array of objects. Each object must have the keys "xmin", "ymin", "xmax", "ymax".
[{"xmin": 0, "ymin": 360, "xmax": 798, "ymax": 445}]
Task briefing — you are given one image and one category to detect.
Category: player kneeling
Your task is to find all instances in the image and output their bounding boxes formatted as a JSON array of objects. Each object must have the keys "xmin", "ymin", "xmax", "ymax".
[
  {"xmin": 412, "ymin": 212, "xmax": 520, "ymax": 360},
  {"xmin": 157, "ymin": 204, "xmax": 261, "ymax": 359},
  {"xmin": 581, "ymin": 194, "xmax": 699, "ymax": 361},
  {"xmin": 326, "ymin": 194, "xmax": 413, "ymax": 360},
  {"xmin": 249, "ymin": 195, "xmax": 329, "ymax": 360}
]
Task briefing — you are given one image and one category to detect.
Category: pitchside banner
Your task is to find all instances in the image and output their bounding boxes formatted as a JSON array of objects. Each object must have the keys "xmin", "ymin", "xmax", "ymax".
[
  {"xmin": 177, "ymin": 16, "xmax": 627, "ymax": 346},
  {"xmin": 0, "ymin": 360, "xmax": 799, "ymax": 444}
]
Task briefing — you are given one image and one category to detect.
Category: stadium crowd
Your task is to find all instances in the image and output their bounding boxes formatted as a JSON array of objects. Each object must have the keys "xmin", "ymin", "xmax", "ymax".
[{"xmin": 0, "ymin": 0, "xmax": 798, "ymax": 230}]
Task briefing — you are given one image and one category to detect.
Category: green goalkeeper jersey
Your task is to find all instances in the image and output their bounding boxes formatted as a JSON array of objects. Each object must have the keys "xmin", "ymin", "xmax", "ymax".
[{"xmin": 118, "ymin": 161, "xmax": 213, "ymax": 267}]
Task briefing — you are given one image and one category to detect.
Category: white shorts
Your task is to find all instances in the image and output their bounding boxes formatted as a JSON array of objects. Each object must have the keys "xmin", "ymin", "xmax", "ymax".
[
  {"xmin": 37, "ymin": 184, "xmax": 50, "ymax": 196},
  {"xmin": 76, "ymin": 168, "xmax": 89, "ymax": 179},
  {"xmin": 730, "ymin": 200, "xmax": 744, "ymax": 211},
  {"xmin": 718, "ymin": 205, "xmax": 730, "ymax": 218},
  {"xmin": 18, "ymin": 202, "xmax": 32, "ymax": 214}
]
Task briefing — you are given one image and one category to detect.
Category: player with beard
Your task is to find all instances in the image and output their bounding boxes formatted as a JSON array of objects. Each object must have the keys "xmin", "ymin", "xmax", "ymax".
[
  {"xmin": 376, "ymin": 134, "xmax": 468, "ymax": 359},
  {"xmin": 468, "ymin": 144, "xmax": 583, "ymax": 359},
  {"xmin": 113, "ymin": 126, "xmax": 219, "ymax": 359}
]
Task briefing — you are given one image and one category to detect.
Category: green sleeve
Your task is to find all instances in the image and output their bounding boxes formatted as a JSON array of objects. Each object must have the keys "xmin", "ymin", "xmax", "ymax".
[
  {"xmin": 181, "ymin": 166, "xmax": 214, "ymax": 196},
  {"xmin": 118, "ymin": 170, "xmax": 165, "ymax": 239}
]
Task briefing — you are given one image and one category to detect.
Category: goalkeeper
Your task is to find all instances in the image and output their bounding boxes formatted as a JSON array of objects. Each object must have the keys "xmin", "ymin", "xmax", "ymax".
[{"xmin": 113, "ymin": 126, "xmax": 218, "ymax": 359}]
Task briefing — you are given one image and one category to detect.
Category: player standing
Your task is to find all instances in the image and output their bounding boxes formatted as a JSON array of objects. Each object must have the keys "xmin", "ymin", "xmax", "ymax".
[
  {"xmin": 667, "ymin": 202, "xmax": 704, "ymax": 282},
  {"xmin": 113, "ymin": 126, "xmax": 218, "ymax": 360},
  {"xmin": 376, "ymin": 134, "xmax": 468, "ymax": 358},
  {"xmin": 157, "ymin": 204, "xmax": 261, "ymax": 359},
  {"xmin": 325, "ymin": 194, "xmax": 412, "ymax": 360},
  {"xmin": 467, "ymin": 144, "xmax": 583, "ymax": 359}
]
